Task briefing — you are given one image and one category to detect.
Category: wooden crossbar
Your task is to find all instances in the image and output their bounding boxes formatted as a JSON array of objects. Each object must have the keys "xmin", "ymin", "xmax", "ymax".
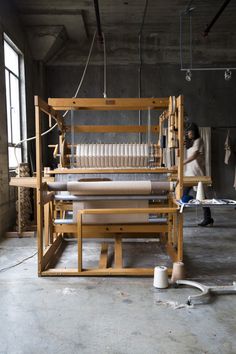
[
  {"xmin": 48, "ymin": 97, "xmax": 169, "ymax": 110},
  {"xmin": 65, "ymin": 125, "xmax": 160, "ymax": 133},
  {"xmin": 79, "ymin": 207, "xmax": 178, "ymax": 215}
]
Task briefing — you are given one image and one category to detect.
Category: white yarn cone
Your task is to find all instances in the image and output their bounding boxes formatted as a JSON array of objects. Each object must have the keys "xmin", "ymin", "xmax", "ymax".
[
  {"xmin": 153, "ymin": 266, "xmax": 169, "ymax": 288},
  {"xmin": 196, "ymin": 181, "xmax": 205, "ymax": 201}
]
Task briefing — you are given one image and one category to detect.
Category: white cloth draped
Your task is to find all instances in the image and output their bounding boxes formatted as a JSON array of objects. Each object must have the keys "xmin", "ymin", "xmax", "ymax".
[
  {"xmin": 224, "ymin": 129, "xmax": 231, "ymax": 165},
  {"xmin": 199, "ymin": 127, "xmax": 211, "ymax": 176}
]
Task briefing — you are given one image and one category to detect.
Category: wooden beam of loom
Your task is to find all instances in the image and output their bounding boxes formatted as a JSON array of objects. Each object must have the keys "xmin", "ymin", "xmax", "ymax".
[
  {"xmin": 48, "ymin": 98, "xmax": 169, "ymax": 111},
  {"xmin": 41, "ymin": 267, "xmax": 173, "ymax": 277},
  {"xmin": 79, "ymin": 207, "xmax": 178, "ymax": 215},
  {"xmin": 46, "ymin": 167, "xmax": 177, "ymax": 174},
  {"xmin": 169, "ymin": 175, "xmax": 212, "ymax": 187},
  {"xmin": 65, "ymin": 125, "xmax": 160, "ymax": 133},
  {"xmin": 53, "ymin": 223, "xmax": 168, "ymax": 235},
  {"xmin": 35, "ymin": 96, "xmax": 64, "ymax": 132}
]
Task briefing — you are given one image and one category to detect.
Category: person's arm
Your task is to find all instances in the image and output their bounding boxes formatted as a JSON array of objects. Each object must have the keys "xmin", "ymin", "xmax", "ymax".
[
  {"xmin": 172, "ymin": 151, "xmax": 199, "ymax": 169},
  {"xmin": 184, "ymin": 151, "xmax": 199, "ymax": 165}
]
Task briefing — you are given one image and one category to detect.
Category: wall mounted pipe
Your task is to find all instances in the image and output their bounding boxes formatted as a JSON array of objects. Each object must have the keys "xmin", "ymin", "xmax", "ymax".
[
  {"xmin": 203, "ymin": 0, "xmax": 231, "ymax": 37},
  {"xmin": 93, "ymin": 0, "xmax": 103, "ymax": 43}
]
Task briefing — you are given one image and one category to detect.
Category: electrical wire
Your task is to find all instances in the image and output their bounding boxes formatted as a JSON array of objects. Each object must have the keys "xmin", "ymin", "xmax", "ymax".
[
  {"xmin": 189, "ymin": 10, "xmax": 193, "ymax": 69},
  {"xmin": 13, "ymin": 122, "xmax": 58, "ymax": 166},
  {"xmin": 180, "ymin": 0, "xmax": 195, "ymax": 70},
  {"xmin": 62, "ymin": 30, "xmax": 97, "ymax": 118},
  {"xmin": 0, "ymin": 251, "xmax": 37, "ymax": 273},
  {"xmin": 139, "ymin": 0, "xmax": 149, "ymax": 36},
  {"xmin": 13, "ymin": 30, "xmax": 97, "ymax": 167},
  {"xmin": 15, "ymin": 122, "xmax": 58, "ymax": 148},
  {"xmin": 179, "ymin": 11, "xmax": 183, "ymax": 69},
  {"xmin": 73, "ymin": 30, "xmax": 97, "ymax": 99}
]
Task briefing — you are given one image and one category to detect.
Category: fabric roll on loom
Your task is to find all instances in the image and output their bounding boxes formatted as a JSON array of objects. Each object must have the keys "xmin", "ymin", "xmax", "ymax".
[
  {"xmin": 68, "ymin": 181, "xmax": 151, "ymax": 195},
  {"xmin": 47, "ymin": 181, "xmax": 175, "ymax": 195}
]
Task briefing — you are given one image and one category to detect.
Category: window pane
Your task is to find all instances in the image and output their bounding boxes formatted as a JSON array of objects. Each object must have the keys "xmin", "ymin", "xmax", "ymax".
[
  {"xmin": 4, "ymin": 41, "xmax": 19, "ymax": 76},
  {"xmin": 8, "ymin": 146, "xmax": 22, "ymax": 168},
  {"xmin": 10, "ymin": 73, "xmax": 21, "ymax": 144},
  {"xmin": 5, "ymin": 70, "xmax": 12, "ymax": 143}
]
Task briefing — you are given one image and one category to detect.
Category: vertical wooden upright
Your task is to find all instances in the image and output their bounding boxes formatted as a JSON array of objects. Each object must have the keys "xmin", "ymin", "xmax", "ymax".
[
  {"xmin": 176, "ymin": 95, "xmax": 184, "ymax": 200},
  {"xmin": 35, "ymin": 98, "xmax": 43, "ymax": 275},
  {"xmin": 176, "ymin": 94, "xmax": 184, "ymax": 261},
  {"xmin": 177, "ymin": 213, "xmax": 183, "ymax": 261},
  {"xmin": 77, "ymin": 212, "xmax": 82, "ymax": 272}
]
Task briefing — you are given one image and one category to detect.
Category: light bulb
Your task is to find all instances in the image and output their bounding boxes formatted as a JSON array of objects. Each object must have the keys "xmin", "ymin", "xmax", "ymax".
[
  {"xmin": 224, "ymin": 69, "xmax": 232, "ymax": 81},
  {"xmin": 185, "ymin": 70, "xmax": 192, "ymax": 82}
]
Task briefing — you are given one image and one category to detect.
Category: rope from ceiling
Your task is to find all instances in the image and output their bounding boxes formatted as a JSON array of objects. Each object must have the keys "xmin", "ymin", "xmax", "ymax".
[
  {"xmin": 138, "ymin": 0, "xmax": 149, "ymax": 143},
  {"xmin": 13, "ymin": 30, "xmax": 97, "ymax": 167}
]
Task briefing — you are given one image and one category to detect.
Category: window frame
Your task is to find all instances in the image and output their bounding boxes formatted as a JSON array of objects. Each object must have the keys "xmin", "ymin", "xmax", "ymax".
[{"xmin": 3, "ymin": 33, "xmax": 27, "ymax": 170}]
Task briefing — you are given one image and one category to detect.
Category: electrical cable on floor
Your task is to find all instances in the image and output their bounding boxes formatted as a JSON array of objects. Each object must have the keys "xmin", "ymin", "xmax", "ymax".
[{"xmin": 0, "ymin": 251, "xmax": 37, "ymax": 273}]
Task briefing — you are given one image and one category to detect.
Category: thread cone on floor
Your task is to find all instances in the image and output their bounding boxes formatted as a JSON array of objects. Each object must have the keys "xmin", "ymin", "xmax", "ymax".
[
  {"xmin": 153, "ymin": 266, "xmax": 169, "ymax": 288},
  {"xmin": 170, "ymin": 261, "xmax": 185, "ymax": 283},
  {"xmin": 196, "ymin": 181, "xmax": 205, "ymax": 201}
]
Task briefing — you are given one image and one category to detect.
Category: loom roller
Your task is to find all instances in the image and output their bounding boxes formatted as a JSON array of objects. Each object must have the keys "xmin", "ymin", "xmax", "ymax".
[{"xmin": 47, "ymin": 181, "xmax": 175, "ymax": 195}]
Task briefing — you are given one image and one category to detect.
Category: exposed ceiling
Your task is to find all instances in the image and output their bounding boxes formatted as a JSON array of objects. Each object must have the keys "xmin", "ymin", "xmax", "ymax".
[{"xmin": 13, "ymin": 0, "xmax": 236, "ymax": 66}]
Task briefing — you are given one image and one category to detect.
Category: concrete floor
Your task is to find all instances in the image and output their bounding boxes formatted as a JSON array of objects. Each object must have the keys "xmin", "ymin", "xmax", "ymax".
[{"xmin": 0, "ymin": 208, "xmax": 236, "ymax": 354}]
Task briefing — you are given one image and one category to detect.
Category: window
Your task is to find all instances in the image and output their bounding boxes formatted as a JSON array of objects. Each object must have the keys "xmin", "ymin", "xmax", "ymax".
[{"xmin": 4, "ymin": 35, "xmax": 26, "ymax": 169}]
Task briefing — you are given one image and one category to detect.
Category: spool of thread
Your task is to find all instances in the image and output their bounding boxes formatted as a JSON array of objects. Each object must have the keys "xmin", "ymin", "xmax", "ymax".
[
  {"xmin": 153, "ymin": 266, "xmax": 169, "ymax": 289},
  {"xmin": 44, "ymin": 167, "xmax": 51, "ymax": 177},
  {"xmin": 196, "ymin": 181, "xmax": 205, "ymax": 201},
  {"xmin": 170, "ymin": 261, "xmax": 185, "ymax": 283}
]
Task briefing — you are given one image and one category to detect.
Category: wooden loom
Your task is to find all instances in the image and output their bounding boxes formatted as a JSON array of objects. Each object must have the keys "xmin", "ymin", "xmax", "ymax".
[{"xmin": 10, "ymin": 95, "xmax": 210, "ymax": 276}]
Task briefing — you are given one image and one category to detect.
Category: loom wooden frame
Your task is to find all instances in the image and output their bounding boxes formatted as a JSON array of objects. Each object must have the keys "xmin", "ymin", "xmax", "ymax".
[{"xmin": 34, "ymin": 96, "xmax": 184, "ymax": 276}]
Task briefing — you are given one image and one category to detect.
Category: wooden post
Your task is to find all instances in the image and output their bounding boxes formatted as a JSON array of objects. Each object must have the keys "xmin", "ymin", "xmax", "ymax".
[
  {"xmin": 77, "ymin": 212, "xmax": 82, "ymax": 272},
  {"xmin": 177, "ymin": 213, "xmax": 183, "ymax": 261},
  {"xmin": 176, "ymin": 95, "xmax": 184, "ymax": 261},
  {"xmin": 176, "ymin": 95, "xmax": 184, "ymax": 200},
  {"xmin": 49, "ymin": 201, "xmax": 54, "ymax": 245},
  {"xmin": 35, "ymin": 102, "xmax": 44, "ymax": 275},
  {"xmin": 114, "ymin": 236, "xmax": 123, "ymax": 268},
  {"xmin": 99, "ymin": 243, "xmax": 109, "ymax": 269},
  {"xmin": 159, "ymin": 116, "xmax": 163, "ymax": 166},
  {"xmin": 44, "ymin": 203, "xmax": 49, "ymax": 247},
  {"xmin": 167, "ymin": 195, "xmax": 173, "ymax": 244},
  {"xmin": 17, "ymin": 187, "xmax": 22, "ymax": 236},
  {"xmin": 173, "ymin": 212, "xmax": 178, "ymax": 246}
]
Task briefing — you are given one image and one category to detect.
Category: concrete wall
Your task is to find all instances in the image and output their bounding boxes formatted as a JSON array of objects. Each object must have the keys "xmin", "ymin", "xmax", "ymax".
[
  {"xmin": 46, "ymin": 64, "xmax": 236, "ymax": 198},
  {"xmin": 0, "ymin": 1, "xmax": 34, "ymax": 236}
]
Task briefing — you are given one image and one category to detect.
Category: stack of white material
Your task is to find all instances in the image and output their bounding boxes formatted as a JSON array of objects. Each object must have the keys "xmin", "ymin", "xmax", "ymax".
[{"xmin": 76, "ymin": 143, "xmax": 158, "ymax": 168}]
